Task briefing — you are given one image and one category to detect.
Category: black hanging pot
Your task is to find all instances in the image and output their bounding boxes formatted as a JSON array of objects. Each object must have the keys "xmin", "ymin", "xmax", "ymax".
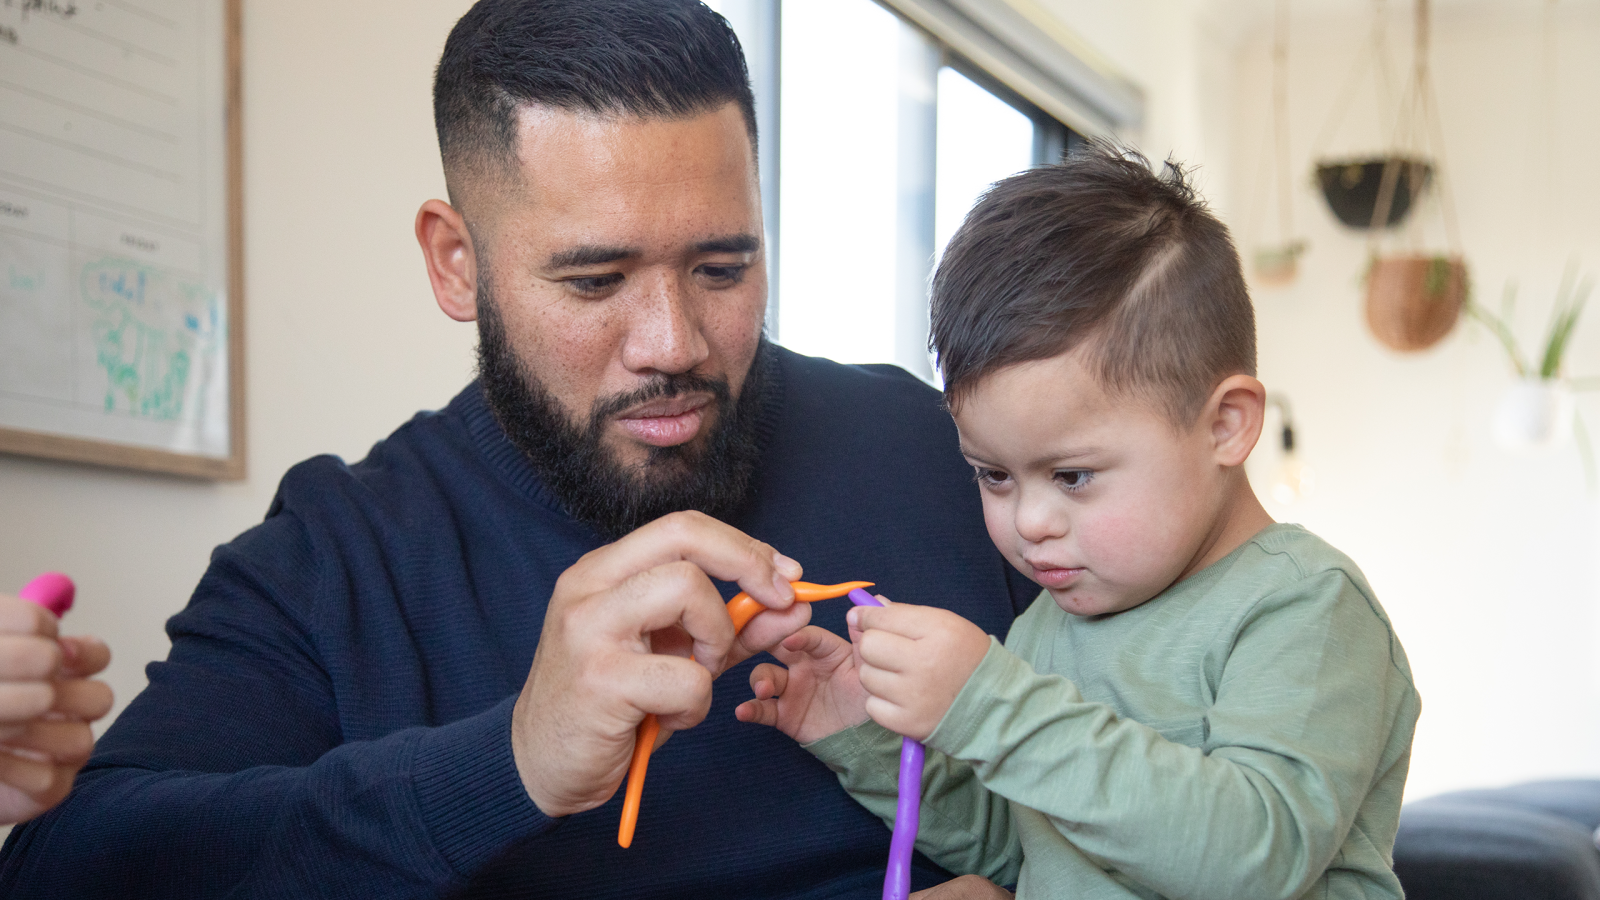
[{"xmin": 1314, "ymin": 156, "xmax": 1434, "ymax": 229}]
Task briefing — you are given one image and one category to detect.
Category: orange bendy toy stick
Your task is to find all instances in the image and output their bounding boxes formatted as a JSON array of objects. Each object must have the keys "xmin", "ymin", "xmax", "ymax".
[{"xmin": 616, "ymin": 580, "xmax": 874, "ymax": 848}]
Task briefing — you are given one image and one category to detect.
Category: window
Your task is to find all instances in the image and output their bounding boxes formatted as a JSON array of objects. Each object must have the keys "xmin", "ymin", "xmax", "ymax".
[{"xmin": 709, "ymin": 0, "xmax": 1086, "ymax": 380}]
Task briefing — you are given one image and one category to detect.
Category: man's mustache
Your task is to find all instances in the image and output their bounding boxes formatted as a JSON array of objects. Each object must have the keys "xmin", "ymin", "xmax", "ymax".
[{"xmin": 589, "ymin": 374, "xmax": 732, "ymax": 427}]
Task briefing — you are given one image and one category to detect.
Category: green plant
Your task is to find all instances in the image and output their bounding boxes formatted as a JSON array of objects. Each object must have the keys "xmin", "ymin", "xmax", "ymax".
[
  {"xmin": 1467, "ymin": 265, "xmax": 1597, "ymax": 491},
  {"xmin": 1465, "ymin": 266, "xmax": 1592, "ymax": 379}
]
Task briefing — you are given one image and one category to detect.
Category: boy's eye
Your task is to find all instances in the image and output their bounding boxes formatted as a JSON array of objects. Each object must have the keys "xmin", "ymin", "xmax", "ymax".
[
  {"xmin": 1055, "ymin": 469, "xmax": 1093, "ymax": 491},
  {"xmin": 567, "ymin": 273, "xmax": 624, "ymax": 296},
  {"xmin": 698, "ymin": 263, "xmax": 747, "ymax": 285},
  {"xmin": 972, "ymin": 467, "xmax": 1010, "ymax": 487}
]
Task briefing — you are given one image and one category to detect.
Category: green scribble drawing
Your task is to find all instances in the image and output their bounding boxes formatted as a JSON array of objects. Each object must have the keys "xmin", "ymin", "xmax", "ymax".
[{"xmin": 80, "ymin": 258, "xmax": 217, "ymax": 422}]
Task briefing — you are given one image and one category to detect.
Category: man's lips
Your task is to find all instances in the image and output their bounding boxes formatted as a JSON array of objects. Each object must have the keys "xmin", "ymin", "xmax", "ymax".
[{"xmin": 615, "ymin": 394, "xmax": 713, "ymax": 447}]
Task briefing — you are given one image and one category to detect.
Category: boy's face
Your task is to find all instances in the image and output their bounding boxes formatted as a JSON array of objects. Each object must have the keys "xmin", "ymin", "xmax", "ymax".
[{"xmin": 953, "ymin": 350, "xmax": 1233, "ymax": 617}]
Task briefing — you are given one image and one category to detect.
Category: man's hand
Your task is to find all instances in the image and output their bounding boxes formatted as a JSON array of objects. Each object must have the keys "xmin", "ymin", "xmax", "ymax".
[
  {"xmin": 847, "ymin": 603, "xmax": 989, "ymax": 741},
  {"xmin": 511, "ymin": 511, "xmax": 811, "ymax": 818},
  {"xmin": 0, "ymin": 594, "xmax": 113, "ymax": 825},
  {"xmin": 909, "ymin": 875, "xmax": 1014, "ymax": 899},
  {"xmin": 734, "ymin": 623, "xmax": 870, "ymax": 744}
]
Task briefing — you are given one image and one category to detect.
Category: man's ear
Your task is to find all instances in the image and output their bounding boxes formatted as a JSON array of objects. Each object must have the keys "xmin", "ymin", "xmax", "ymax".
[
  {"xmin": 415, "ymin": 199, "xmax": 479, "ymax": 322},
  {"xmin": 1205, "ymin": 374, "xmax": 1267, "ymax": 467}
]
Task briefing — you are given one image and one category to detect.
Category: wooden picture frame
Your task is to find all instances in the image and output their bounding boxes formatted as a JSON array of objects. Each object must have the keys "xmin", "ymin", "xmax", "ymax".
[{"xmin": 0, "ymin": 0, "xmax": 245, "ymax": 480}]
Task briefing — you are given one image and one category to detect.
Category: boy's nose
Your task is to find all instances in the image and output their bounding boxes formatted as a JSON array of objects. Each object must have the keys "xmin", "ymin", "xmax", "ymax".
[{"xmin": 1013, "ymin": 492, "xmax": 1067, "ymax": 544}]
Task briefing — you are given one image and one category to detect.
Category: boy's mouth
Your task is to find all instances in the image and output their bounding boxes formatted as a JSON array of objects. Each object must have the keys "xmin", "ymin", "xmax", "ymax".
[{"xmin": 1028, "ymin": 563, "xmax": 1085, "ymax": 589}]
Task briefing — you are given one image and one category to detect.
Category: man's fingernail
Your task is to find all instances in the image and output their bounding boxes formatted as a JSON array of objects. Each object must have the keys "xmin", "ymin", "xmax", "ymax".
[
  {"xmin": 846, "ymin": 609, "xmax": 860, "ymax": 629},
  {"xmin": 59, "ymin": 639, "xmax": 78, "ymax": 666},
  {"xmin": 773, "ymin": 571, "xmax": 795, "ymax": 601},
  {"xmin": 773, "ymin": 553, "xmax": 802, "ymax": 579}
]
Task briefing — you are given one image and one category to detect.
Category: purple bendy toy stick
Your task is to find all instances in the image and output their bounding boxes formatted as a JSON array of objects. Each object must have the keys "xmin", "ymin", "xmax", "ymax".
[{"xmin": 848, "ymin": 587, "xmax": 924, "ymax": 900}]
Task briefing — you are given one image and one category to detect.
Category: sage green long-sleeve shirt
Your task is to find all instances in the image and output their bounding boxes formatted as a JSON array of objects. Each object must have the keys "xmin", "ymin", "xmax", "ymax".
[{"xmin": 809, "ymin": 524, "xmax": 1420, "ymax": 899}]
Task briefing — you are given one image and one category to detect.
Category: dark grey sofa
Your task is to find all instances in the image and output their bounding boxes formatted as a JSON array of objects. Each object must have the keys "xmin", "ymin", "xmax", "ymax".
[{"xmin": 1394, "ymin": 780, "xmax": 1600, "ymax": 900}]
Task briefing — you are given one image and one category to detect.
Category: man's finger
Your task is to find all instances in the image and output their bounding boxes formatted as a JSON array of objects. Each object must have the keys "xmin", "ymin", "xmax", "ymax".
[
  {"xmin": 51, "ymin": 679, "xmax": 113, "ymax": 721},
  {"xmin": 1, "ymin": 719, "xmax": 94, "ymax": 764},
  {"xmin": 612, "ymin": 652, "xmax": 715, "ymax": 730},
  {"xmin": 731, "ymin": 601, "xmax": 810, "ymax": 664},
  {"xmin": 600, "ymin": 560, "xmax": 735, "ymax": 672},
  {"xmin": 57, "ymin": 636, "xmax": 111, "ymax": 679},
  {"xmin": 0, "ymin": 683, "xmax": 54, "ymax": 723},
  {"xmin": 0, "ymin": 598, "xmax": 57, "ymax": 640},
  {"xmin": 0, "ymin": 747, "xmax": 56, "ymax": 796},
  {"xmin": 570, "ymin": 511, "xmax": 802, "ymax": 610},
  {"xmin": 0, "ymin": 636, "xmax": 61, "ymax": 681}
]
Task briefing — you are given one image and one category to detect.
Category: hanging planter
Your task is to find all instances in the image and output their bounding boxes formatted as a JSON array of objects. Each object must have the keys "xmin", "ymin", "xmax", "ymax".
[
  {"xmin": 1364, "ymin": 255, "xmax": 1467, "ymax": 352},
  {"xmin": 1314, "ymin": 156, "xmax": 1434, "ymax": 229}
]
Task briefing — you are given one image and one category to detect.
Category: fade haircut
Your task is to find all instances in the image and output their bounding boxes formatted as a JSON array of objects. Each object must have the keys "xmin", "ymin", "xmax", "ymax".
[
  {"xmin": 433, "ymin": 0, "xmax": 757, "ymax": 208},
  {"xmin": 931, "ymin": 140, "xmax": 1256, "ymax": 426}
]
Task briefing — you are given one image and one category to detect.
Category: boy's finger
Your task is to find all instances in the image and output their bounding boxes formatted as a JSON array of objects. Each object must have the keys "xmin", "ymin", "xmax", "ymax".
[
  {"xmin": 777, "ymin": 625, "xmax": 848, "ymax": 660},
  {"xmin": 745, "ymin": 662, "xmax": 790, "ymax": 699},
  {"xmin": 733, "ymin": 697, "xmax": 779, "ymax": 727},
  {"xmin": 855, "ymin": 627, "xmax": 919, "ymax": 673}
]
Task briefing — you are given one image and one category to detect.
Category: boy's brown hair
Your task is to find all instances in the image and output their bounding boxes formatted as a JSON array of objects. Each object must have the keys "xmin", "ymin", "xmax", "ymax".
[{"xmin": 930, "ymin": 140, "xmax": 1256, "ymax": 425}]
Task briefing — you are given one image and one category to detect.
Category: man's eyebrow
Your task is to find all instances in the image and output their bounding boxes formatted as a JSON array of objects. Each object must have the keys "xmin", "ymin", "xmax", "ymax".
[
  {"xmin": 695, "ymin": 234, "xmax": 760, "ymax": 255},
  {"xmin": 547, "ymin": 245, "xmax": 637, "ymax": 270}
]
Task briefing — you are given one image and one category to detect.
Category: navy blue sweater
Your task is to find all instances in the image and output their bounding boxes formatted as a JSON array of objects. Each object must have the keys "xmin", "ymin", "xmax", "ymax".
[{"xmin": 1, "ymin": 347, "xmax": 1035, "ymax": 898}]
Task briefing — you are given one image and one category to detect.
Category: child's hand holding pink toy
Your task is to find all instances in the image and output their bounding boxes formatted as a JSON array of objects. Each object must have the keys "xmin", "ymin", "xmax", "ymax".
[{"xmin": 0, "ymin": 574, "xmax": 113, "ymax": 825}]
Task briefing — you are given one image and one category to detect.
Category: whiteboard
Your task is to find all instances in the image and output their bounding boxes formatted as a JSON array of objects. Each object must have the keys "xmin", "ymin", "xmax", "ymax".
[{"xmin": 0, "ymin": 0, "xmax": 243, "ymax": 479}]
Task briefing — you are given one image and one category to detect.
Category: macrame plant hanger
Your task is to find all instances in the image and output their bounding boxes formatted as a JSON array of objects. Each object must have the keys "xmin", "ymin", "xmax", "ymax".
[
  {"xmin": 1312, "ymin": 0, "xmax": 1468, "ymax": 352},
  {"xmin": 1251, "ymin": 0, "xmax": 1308, "ymax": 287}
]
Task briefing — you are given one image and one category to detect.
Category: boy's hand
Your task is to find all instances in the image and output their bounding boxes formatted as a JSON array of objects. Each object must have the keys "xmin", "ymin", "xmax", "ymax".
[
  {"xmin": 734, "ymin": 625, "xmax": 870, "ymax": 744},
  {"xmin": 848, "ymin": 603, "xmax": 990, "ymax": 741}
]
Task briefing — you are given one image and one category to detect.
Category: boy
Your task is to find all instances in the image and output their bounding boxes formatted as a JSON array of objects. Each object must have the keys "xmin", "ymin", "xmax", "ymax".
[{"xmin": 736, "ymin": 142, "xmax": 1421, "ymax": 899}]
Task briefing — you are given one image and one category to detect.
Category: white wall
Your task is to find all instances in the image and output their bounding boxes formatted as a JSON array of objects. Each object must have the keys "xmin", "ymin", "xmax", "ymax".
[
  {"xmin": 1227, "ymin": 2, "xmax": 1600, "ymax": 800},
  {"xmin": 0, "ymin": 0, "xmax": 478, "ymax": 728}
]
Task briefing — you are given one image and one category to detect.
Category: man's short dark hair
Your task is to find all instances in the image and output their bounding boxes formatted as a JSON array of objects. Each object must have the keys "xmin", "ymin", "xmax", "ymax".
[
  {"xmin": 434, "ymin": 0, "xmax": 757, "ymax": 207},
  {"xmin": 930, "ymin": 139, "xmax": 1256, "ymax": 425}
]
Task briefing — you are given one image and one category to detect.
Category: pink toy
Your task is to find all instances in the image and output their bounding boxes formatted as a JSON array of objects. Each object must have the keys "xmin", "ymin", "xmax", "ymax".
[{"xmin": 19, "ymin": 572, "xmax": 74, "ymax": 618}]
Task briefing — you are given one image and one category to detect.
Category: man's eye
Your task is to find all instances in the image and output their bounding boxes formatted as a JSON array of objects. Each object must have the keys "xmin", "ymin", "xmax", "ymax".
[
  {"xmin": 567, "ymin": 273, "xmax": 624, "ymax": 295},
  {"xmin": 1056, "ymin": 469, "xmax": 1093, "ymax": 491},
  {"xmin": 698, "ymin": 264, "xmax": 746, "ymax": 285}
]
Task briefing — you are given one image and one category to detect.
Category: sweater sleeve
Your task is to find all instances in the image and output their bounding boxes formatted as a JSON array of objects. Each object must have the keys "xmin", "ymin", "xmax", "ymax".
[
  {"xmin": 918, "ymin": 569, "xmax": 1412, "ymax": 900},
  {"xmin": 0, "ymin": 509, "xmax": 556, "ymax": 899}
]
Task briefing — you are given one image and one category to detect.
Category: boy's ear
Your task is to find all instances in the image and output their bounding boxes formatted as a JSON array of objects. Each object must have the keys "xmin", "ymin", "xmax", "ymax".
[{"xmin": 1205, "ymin": 374, "xmax": 1267, "ymax": 467}]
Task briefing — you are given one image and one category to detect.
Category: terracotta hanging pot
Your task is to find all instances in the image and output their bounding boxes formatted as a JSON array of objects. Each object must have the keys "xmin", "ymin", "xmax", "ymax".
[{"xmin": 1364, "ymin": 255, "xmax": 1468, "ymax": 351}]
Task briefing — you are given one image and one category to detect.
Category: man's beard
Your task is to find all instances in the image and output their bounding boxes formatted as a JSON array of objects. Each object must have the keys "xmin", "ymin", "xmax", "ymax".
[{"xmin": 476, "ymin": 283, "xmax": 768, "ymax": 540}]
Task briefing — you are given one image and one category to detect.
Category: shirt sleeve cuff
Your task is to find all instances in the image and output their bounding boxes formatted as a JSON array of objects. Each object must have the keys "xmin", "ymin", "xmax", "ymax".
[
  {"xmin": 803, "ymin": 717, "xmax": 903, "ymax": 775},
  {"xmin": 411, "ymin": 695, "xmax": 559, "ymax": 875},
  {"xmin": 926, "ymin": 636, "xmax": 1038, "ymax": 756}
]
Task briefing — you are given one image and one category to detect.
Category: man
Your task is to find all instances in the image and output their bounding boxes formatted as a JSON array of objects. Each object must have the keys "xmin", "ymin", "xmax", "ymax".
[{"xmin": 0, "ymin": 1, "xmax": 1033, "ymax": 896}]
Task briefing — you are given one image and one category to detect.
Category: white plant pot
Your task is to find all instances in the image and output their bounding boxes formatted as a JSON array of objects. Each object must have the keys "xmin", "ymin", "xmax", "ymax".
[{"xmin": 1492, "ymin": 379, "xmax": 1575, "ymax": 452}]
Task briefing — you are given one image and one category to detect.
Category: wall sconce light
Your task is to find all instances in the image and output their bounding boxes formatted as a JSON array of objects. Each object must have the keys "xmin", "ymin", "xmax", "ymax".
[{"xmin": 1267, "ymin": 394, "xmax": 1314, "ymax": 504}]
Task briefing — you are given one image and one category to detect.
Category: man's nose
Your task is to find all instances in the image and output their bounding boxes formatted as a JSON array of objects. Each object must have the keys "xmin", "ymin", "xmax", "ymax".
[{"xmin": 620, "ymin": 271, "xmax": 711, "ymax": 376}]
